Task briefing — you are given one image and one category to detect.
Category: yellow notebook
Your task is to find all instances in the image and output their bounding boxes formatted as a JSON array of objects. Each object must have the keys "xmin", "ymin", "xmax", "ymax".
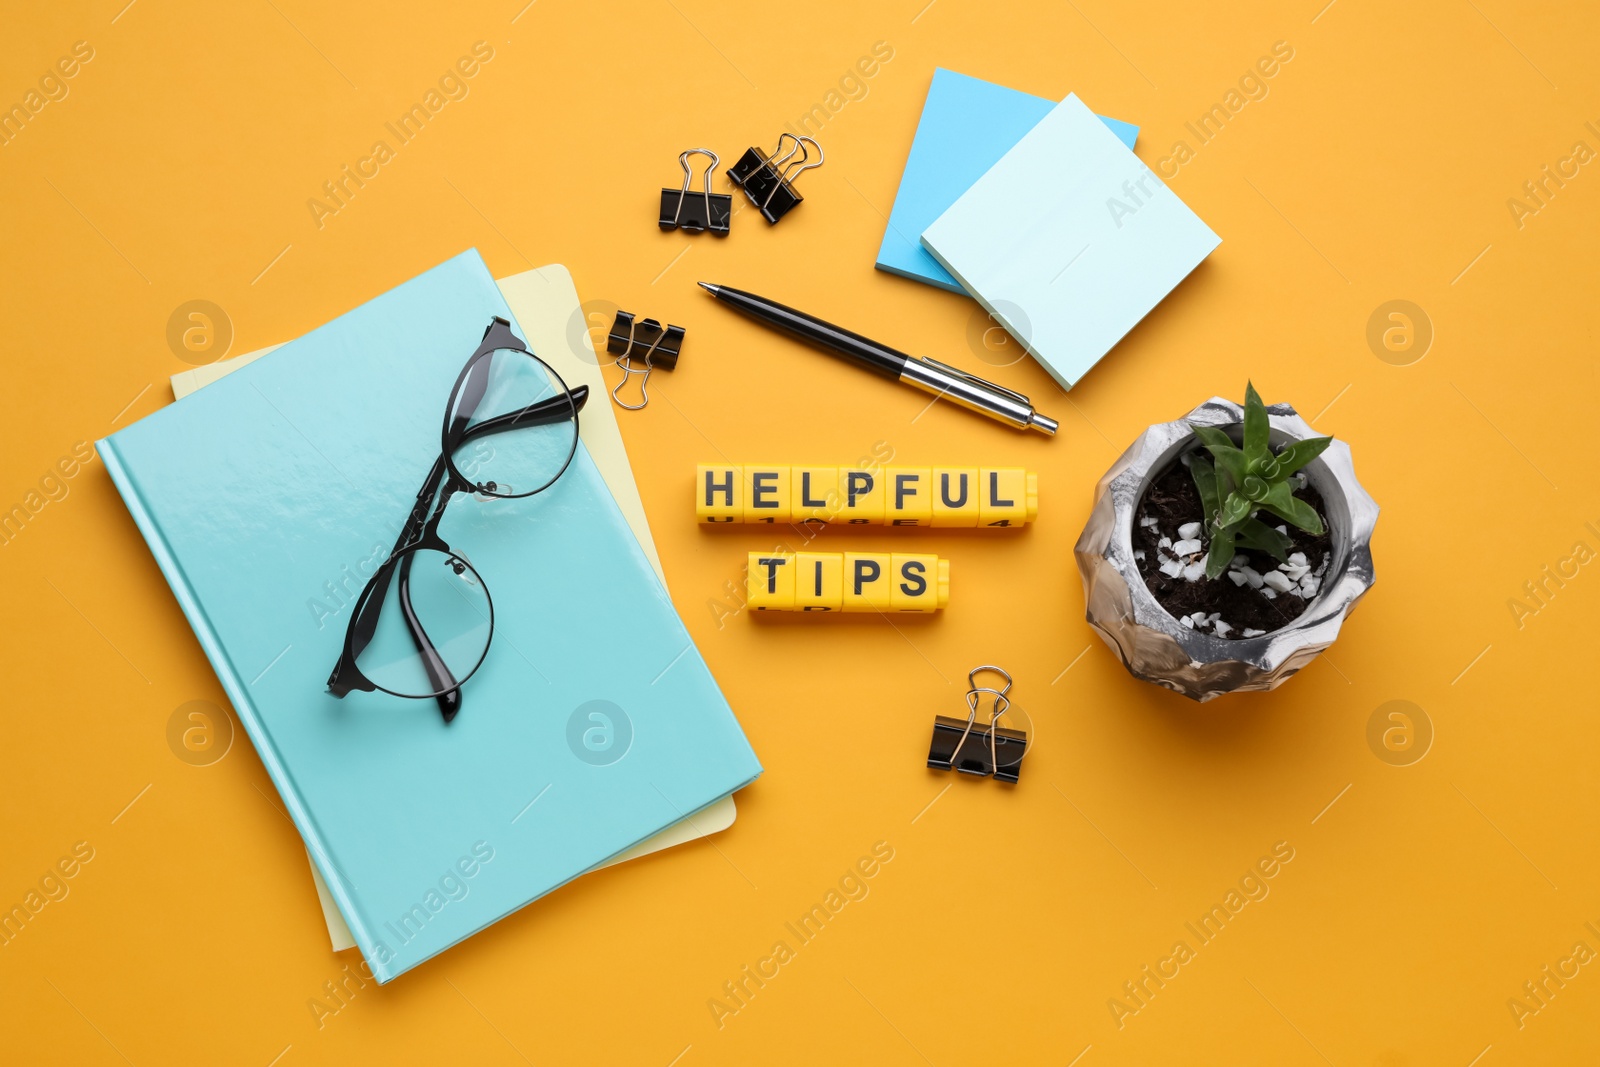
[{"xmin": 172, "ymin": 264, "xmax": 736, "ymax": 951}]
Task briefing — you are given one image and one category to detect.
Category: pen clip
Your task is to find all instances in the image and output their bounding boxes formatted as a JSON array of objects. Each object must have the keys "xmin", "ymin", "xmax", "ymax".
[{"xmin": 914, "ymin": 356, "xmax": 1033, "ymax": 406}]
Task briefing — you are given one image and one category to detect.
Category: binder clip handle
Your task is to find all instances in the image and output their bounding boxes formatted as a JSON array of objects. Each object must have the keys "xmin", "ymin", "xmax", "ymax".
[
  {"xmin": 606, "ymin": 311, "xmax": 685, "ymax": 411},
  {"xmin": 679, "ymin": 148, "xmax": 718, "ymax": 212},
  {"xmin": 967, "ymin": 664, "xmax": 1013, "ymax": 704},
  {"xmin": 659, "ymin": 148, "xmax": 730, "ymax": 234},
  {"xmin": 963, "ymin": 663, "xmax": 1013, "ymax": 729},
  {"xmin": 765, "ymin": 132, "xmax": 807, "ymax": 172},
  {"xmin": 926, "ymin": 665, "xmax": 1026, "ymax": 783},
  {"xmin": 610, "ymin": 316, "xmax": 661, "ymax": 411},
  {"xmin": 761, "ymin": 136, "xmax": 824, "ymax": 213}
]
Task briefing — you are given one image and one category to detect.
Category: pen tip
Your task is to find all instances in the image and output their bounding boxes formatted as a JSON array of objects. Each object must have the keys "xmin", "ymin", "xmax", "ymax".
[{"xmin": 697, "ymin": 282, "xmax": 720, "ymax": 296}]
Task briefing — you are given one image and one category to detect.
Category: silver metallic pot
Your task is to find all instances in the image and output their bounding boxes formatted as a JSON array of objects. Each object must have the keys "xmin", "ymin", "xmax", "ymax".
[{"xmin": 1074, "ymin": 397, "xmax": 1378, "ymax": 701}]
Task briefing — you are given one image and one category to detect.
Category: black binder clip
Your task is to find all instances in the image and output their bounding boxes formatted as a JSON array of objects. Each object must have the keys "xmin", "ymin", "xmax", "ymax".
[
  {"xmin": 659, "ymin": 149, "xmax": 731, "ymax": 235},
  {"xmin": 727, "ymin": 133, "xmax": 824, "ymax": 224},
  {"xmin": 606, "ymin": 310, "xmax": 684, "ymax": 410},
  {"xmin": 927, "ymin": 666, "xmax": 1027, "ymax": 783}
]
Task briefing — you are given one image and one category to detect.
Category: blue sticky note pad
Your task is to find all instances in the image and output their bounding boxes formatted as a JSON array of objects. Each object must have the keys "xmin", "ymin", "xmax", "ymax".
[
  {"xmin": 921, "ymin": 94, "xmax": 1221, "ymax": 391},
  {"xmin": 876, "ymin": 69, "xmax": 1138, "ymax": 293}
]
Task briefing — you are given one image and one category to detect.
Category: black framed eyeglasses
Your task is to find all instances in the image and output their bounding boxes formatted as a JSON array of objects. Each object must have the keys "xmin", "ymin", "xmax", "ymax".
[{"xmin": 327, "ymin": 317, "xmax": 588, "ymax": 722}]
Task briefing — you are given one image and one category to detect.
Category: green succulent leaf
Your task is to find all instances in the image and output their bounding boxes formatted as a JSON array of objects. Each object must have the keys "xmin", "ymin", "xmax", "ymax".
[
  {"xmin": 1191, "ymin": 428, "xmax": 1246, "ymax": 490},
  {"xmin": 1211, "ymin": 450, "xmax": 1246, "ymax": 495},
  {"xmin": 1273, "ymin": 435, "xmax": 1333, "ymax": 477},
  {"xmin": 1205, "ymin": 524, "xmax": 1237, "ymax": 580},
  {"xmin": 1193, "ymin": 425, "xmax": 1235, "ymax": 451},
  {"xmin": 1234, "ymin": 517, "xmax": 1291, "ymax": 562},
  {"xmin": 1260, "ymin": 481, "xmax": 1326, "ymax": 534},
  {"xmin": 1219, "ymin": 493, "xmax": 1251, "ymax": 527},
  {"xmin": 1258, "ymin": 480, "xmax": 1295, "ymax": 509},
  {"xmin": 1242, "ymin": 381, "xmax": 1270, "ymax": 468},
  {"xmin": 1242, "ymin": 475, "xmax": 1269, "ymax": 502},
  {"xmin": 1188, "ymin": 453, "xmax": 1222, "ymax": 527}
]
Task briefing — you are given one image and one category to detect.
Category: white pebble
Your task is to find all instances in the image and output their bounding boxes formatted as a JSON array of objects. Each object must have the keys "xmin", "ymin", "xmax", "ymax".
[
  {"xmin": 1160, "ymin": 560, "xmax": 1184, "ymax": 578},
  {"xmin": 1315, "ymin": 556, "xmax": 1329, "ymax": 577},
  {"xmin": 1228, "ymin": 570, "xmax": 1247, "ymax": 586},
  {"xmin": 1178, "ymin": 522, "xmax": 1203, "ymax": 540},
  {"xmin": 1241, "ymin": 567, "xmax": 1265, "ymax": 590},
  {"xmin": 1140, "ymin": 515, "xmax": 1160, "ymax": 527},
  {"xmin": 1180, "ymin": 614, "xmax": 1194, "ymax": 628},
  {"xmin": 1133, "ymin": 549, "xmax": 1146, "ymax": 561},
  {"xmin": 1179, "ymin": 452, "xmax": 1192, "ymax": 467},
  {"xmin": 1158, "ymin": 536, "xmax": 1172, "ymax": 549},
  {"xmin": 1261, "ymin": 588, "xmax": 1278, "ymax": 599},
  {"xmin": 1288, "ymin": 552, "xmax": 1308, "ymax": 567},
  {"xmin": 1189, "ymin": 612, "xmax": 1209, "ymax": 626},
  {"xmin": 1283, "ymin": 564, "xmax": 1309, "ymax": 582},
  {"xmin": 1243, "ymin": 628, "xmax": 1266, "ymax": 637},
  {"xmin": 1173, "ymin": 538, "xmax": 1203, "ymax": 557},
  {"xmin": 1232, "ymin": 554, "xmax": 1249, "ymax": 566},
  {"xmin": 1275, "ymin": 525, "xmax": 1288, "ymax": 534},
  {"xmin": 1182, "ymin": 561, "xmax": 1206, "ymax": 581},
  {"xmin": 1263, "ymin": 570, "xmax": 1294, "ymax": 593},
  {"xmin": 1213, "ymin": 620, "xmax": 1233, "ymax": 637},
  {"xmin": 1300, "ymin": 576, "xmax": 1320, "ymax": 597}
]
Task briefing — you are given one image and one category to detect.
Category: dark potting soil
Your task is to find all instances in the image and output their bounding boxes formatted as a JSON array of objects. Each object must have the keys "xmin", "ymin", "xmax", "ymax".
[{"xmin": 1132, "ymin": 454, "xmax": 1334, "ymax": 638}]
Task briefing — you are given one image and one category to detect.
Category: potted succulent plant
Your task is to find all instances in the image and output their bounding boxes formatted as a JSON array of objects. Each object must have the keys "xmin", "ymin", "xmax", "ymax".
[{"xmin": 1075, "ymin": 384, "xmax": 1378, "ymax": 701}]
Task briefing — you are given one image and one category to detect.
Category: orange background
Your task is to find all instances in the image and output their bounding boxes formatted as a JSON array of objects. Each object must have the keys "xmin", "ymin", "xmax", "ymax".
[{"xmin": 3, "ymin": 1, "xmax": 1598, "ymax": 1063}]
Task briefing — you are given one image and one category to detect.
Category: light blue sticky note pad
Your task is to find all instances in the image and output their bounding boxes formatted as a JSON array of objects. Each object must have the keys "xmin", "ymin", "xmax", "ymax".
[
  {"xmin": 921, "ymin": 93, "xmax": 1221, "ymax": 391},
  {"xmin": 876, "ymin": 69, "xmax": 1138, "ymax": 293}
]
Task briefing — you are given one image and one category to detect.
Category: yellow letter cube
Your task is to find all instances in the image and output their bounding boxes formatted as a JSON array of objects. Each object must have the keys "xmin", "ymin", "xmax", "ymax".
[
  {"xmin": 930, "ymin": 467, "xmax": 980, "ymax": 527},
  {"xmin": 696, "ymin": 464, "xmax": 742, "ymax": 523},
  {"xmin": 890, "ymin": 553, "xmax": 949, "ymax": 611},
  {"xmin": 841, "ymin": 552, "xmax": 893, "ymax": 611},
  {"xmin": 837, "ymin": 467, "xmax": 885, "ymax": 525},
  {"xmin": 792, "ymin": 552, "xmax": 843, "ymax": 611},
  {"xmin": 742, "ymin": 465, "xmax": 792, "ymax": 523},
  {"xmin": 791, "ymin": 466, "xmax": 841, "ymax": 524},
  {"xmin": 884, "ymin": 467, "xmax": 933, "ymax": 527},
  {"xmin": 746, "ymin": 552, "xmax": 796, "ymax": 610},
  {"xmin": 980, "ymin": 468, "xmax": 1037, "ymax": 528}
]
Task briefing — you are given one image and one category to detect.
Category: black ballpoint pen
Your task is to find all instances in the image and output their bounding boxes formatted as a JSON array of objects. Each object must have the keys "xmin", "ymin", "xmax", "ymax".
[{"xmin": 697, "ymin": 282, "xmax": 1059, "ymax": 436}]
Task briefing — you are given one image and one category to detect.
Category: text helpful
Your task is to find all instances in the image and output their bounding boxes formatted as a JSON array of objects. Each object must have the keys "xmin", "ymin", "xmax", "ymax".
[
  {"xmin": 698, "ymin": 465, "xmax": 1037, "ymax": 527},
  {"xmin": 746, "ymin": 551, "xmax": 949, "ymax": 612}
]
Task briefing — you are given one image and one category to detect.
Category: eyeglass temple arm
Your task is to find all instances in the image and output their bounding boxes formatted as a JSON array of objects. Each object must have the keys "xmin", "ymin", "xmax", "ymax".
[
  {"xmin": 328, "ymin": 456, "xmax": 455, "ymax": 707},
  {"xmin": 459, "ymin": 383, "xmax": 589, "ymax": 446},
  {"xmin": 327, "ymin": 550, "xmax": 460, "ymax": 720},
  {"xmin": 396, "ymin": 550, "xmax": 465, "ymax": 723},
  {"xmin": 335, "ymin": 523, "xmax": 463, "ymax": 719}
]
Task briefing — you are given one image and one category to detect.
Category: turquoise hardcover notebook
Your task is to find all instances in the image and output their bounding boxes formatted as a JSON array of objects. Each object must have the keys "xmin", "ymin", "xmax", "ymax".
[
  {"xmin": 875, "ymin": 68, "xmax": 1139, "ymax": 293},
  {"xmin": 98, "ymin": 250, "xmax": 762, "ymax": 982}
]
